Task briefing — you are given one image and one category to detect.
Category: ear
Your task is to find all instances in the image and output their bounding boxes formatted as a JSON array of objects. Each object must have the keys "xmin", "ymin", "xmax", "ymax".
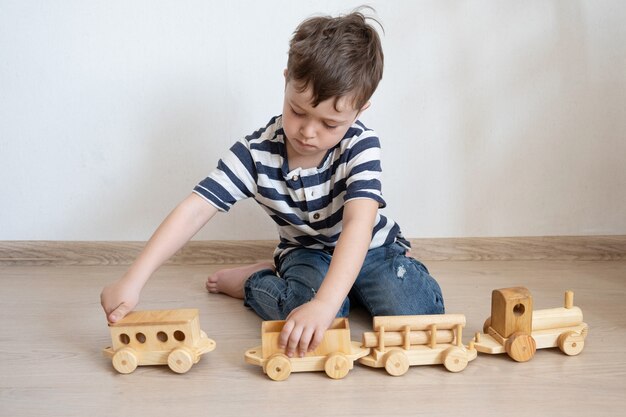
[
  {"xmin": 356, "ymin": 101, "xmax": 371, "ymax": 118},
  {"xmin": 283, "ymin": 68, "xmax": 288, "ymax": 79}
]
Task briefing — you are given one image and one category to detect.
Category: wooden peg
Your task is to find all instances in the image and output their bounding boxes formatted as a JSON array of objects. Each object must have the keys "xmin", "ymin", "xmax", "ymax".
[
  {"xmin": 564, "ymin": 290, "xmax": 574, "ymax": 309},
  {"xmin": 429, "ymin": 324, "xmax": 437, "ymax": 349},
  {"xmin": 403, "ymin": 325, "xmax": 411, "ymax": 351}
]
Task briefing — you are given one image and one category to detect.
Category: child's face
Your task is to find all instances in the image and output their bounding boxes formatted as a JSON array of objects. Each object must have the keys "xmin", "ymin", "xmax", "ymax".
[{"xmin": 282, "ymin": 79, "xmax": 367, "ymax": 166}]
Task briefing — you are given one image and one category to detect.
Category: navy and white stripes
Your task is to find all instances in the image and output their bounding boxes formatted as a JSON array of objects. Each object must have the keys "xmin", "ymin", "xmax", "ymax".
[{"xmin": 193, "ymin": 115, "xmax": 407, "ymax": 260}]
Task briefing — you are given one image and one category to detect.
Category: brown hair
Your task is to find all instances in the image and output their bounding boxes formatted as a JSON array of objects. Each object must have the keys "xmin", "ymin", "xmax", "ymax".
[{"xmin": 286, "ymin": 8, "xmax": 384, "ymax": 110}]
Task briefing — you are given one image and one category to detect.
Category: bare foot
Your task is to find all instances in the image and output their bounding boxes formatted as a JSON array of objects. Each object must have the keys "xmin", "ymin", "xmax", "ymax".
[{"xmin": 206, "ymin": 262, "xmax": 275, "ymax": 299}]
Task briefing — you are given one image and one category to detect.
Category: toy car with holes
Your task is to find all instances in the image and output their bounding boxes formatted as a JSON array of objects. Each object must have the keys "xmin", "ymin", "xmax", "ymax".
[
  {"xmin": 103, "ymin": 309, "xmax": 216, "ymax": 374},
  {"xmin": 358, "ymin": 314, "xmax": 477, "ymax": 375},
  {"xmin": 244, "ymin": 318, "xmax": 369, "ymax": 381}
]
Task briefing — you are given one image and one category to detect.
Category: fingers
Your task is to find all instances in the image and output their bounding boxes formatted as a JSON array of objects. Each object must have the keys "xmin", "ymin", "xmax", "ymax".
[
  {"xmin": 309, "ymin": 329, "xmax": 325, "ymax": 353},
  {"xmin": 298, "ymin": 327, "xmax": 314, "ymax": 357},
  {"xmin": 100, "ymin": 286, "xmax": 133, "ymax": 323},
  {"xmin": 278, "ymin": 319, "xmax": 293, "ymax": 349},
  {"xmin": 278, "ymin": 320, "xmax": 300, "ymax": 357},
  {"xmin": 278, "ymin": 320, "xmax": 327, "ymax": 358},
  {"xmin": 107, "ymin": 303, "xmax": 131, "ymax": 323}
]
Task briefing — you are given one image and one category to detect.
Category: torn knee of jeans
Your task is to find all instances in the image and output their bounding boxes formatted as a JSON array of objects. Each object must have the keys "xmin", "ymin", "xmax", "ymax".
[{"xmin": 395, "ymin": 265, "xmax": 408, "ymax": 279}]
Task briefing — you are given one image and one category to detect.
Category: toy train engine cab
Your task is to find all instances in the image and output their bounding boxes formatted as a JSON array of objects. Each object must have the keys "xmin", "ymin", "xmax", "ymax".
[
  {"xmin": 490, "ymin": 287, "xmax": 533, "ymax": 338},
  {"xmin": 489, "ymin": 287, "xmax": 537, "ymax": 361}
]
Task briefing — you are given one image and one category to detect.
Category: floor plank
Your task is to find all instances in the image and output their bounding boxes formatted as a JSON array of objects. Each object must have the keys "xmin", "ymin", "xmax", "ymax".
[{"xmin": 1, "ymin": 260, "xmax": 625, "ymax": 417}]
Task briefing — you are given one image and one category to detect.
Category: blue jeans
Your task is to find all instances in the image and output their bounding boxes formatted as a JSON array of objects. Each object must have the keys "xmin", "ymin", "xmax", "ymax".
[{"xmin": 243, "ymin": 242, "xmax": 445, "ymax": 320}]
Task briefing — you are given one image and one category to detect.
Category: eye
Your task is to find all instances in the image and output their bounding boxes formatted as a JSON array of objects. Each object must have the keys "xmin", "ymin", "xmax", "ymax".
[
  {"xmin": 323, "ymin": 122, "xmax": 338, "ymax": 130},
  {"xmin": 291, "ymin": 107, "xmax": 304, "ymax": 117}
]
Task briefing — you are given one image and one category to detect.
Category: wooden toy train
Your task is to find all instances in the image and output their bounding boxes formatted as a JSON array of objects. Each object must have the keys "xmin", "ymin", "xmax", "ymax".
[
  {"xmin": 103, "ymin": 287, "xmax": 588, "ymax": 378},
  {"xmin": 245, "ymin": 287, "xmax": 588, "ymax": 380}
]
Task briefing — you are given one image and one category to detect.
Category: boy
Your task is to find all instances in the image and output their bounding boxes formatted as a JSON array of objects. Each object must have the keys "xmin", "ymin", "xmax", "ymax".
[{"xmin": 101, "ymin": 10, "xmax": 444, "ymax": 359}]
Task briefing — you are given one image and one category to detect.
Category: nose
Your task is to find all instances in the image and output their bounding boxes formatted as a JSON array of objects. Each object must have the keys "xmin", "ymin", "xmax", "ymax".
[{"xmin": 299, "ymin": 121, "xmax": 315, "ymax": 140}]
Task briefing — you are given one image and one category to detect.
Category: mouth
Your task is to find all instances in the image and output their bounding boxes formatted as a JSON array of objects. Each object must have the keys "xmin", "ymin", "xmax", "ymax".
[{"xmin": 295, "ymin": 139, "xmax": 315, "ymax": 149}]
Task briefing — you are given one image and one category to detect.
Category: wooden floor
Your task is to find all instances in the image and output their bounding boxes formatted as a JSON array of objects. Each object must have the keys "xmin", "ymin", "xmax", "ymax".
[{"xmin": 1, "ymin": 259, "xmax": 625, "ymax": 417}]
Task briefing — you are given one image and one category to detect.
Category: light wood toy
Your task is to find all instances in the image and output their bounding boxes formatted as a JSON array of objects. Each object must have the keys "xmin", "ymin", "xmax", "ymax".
[
  {"xmin": 244, "ymin": 318, "xmax": 369, "ymax": 381},
  {"xmin": 103, "ymin": 309, "xmax": 216, "ymax": 374},
  {"xmin": 358, "ymin": 314, "xmax": 477, "ymax": 376},
  {"xmin": 472, "ymin": 287, "xmax": 588, "ymax": 362}
]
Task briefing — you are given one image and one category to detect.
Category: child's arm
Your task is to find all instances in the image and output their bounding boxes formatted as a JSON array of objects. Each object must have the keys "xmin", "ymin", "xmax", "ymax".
[
  {"xmin": 100, "ymin": 193, "xmax": 218, "ymax": 322},
  {"xmin": 277, "ymin": 198, "xmax": 379, "ymax": 357}
]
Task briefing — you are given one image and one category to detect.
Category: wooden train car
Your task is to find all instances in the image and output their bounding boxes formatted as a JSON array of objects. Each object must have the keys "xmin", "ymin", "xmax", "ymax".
[
  {"xmin": 358, "ymin": 314, "xmax": 477, "ymax": 376},
  {"xmin": 244, "ymin": 318, "xmax": 369, "ymax": 381},
  {"xmin": 472, "ymin": 287, "xmax": 588, "ymax": 362},
  {"xmin": 103, "ymin": 309, "xmax": 216, "ymax": 374}
]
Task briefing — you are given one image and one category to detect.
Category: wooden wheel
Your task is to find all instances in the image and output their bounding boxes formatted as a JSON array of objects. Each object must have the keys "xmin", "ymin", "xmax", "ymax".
[
  {"xmin": 324, "ymin": 353, "xmax": 351, "ymax": 379},
  {"xmin": 558, "ymin": 331, "xmax": 585, "ymax": 356},
  {"xmin": 505, "ymin": 332, "xmax": 536, "ymax": 362},
  {"xmin": 383, "ymin": 350, "xmax": 409, "ymax": 376},
  {"xmin": 168, "ymin": 347, "xmax": 194, "ymax": 374},
  {"xmin": 483, "ymin": 317, "xmax": 492, "ymax": 334},
  {"xmin": 112, "ymin": 347, "xmax": 138, "ymax": 374},
  {"xmin": 265, "ymin": 354, "xmax": 291, "ymax": 381},
  {"xmin": 443, "ymin": 346, "xmax": 468, "ymax": 372}
]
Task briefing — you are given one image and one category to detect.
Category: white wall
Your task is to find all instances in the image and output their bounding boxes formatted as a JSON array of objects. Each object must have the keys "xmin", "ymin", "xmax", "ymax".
[{"xmin": 1, "ymin": 0, "xmax": 625, "ymax": 241}]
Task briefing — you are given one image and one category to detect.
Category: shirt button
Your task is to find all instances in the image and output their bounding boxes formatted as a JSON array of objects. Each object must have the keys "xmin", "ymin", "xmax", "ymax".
[
  {"xmin": 313, "ymin": 213, "xmax": 320, "ymax": 220},
  {"xmin": 292, "ymin": 175, "xmax": 299, "ymax": 181}
]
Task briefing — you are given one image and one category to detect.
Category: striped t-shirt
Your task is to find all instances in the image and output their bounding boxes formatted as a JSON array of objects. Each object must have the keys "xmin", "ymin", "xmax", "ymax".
[{"xmin": 193, "ymin": 115, "xmax": 408, "ymax": 261}]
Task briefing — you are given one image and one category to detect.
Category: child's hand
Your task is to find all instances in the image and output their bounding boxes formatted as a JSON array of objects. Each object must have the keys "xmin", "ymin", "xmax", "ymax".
[
  {"xmin": 278, "ymin": 298, "xmax": 337, "ymax": 358},
  {"xmin": 100, "ymin": 279, "xmax": 140, "ymax": 323}
]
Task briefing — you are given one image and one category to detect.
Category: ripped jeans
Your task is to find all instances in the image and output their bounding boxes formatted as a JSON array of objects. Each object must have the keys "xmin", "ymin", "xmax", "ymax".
[{"xmin": 243, "ymin": 241, "xmax": 445, "ymax": 320}]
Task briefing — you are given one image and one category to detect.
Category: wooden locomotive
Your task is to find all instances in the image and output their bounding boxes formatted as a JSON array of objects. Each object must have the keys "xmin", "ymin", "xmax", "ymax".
[
  {"xmin": 358, "ymin": 314, "xmax": 477, "ymax": 375},
  {"xmin": 103, "ymin": 309, "xmax": 216, "ymax": 374},
  {"xmin": 472, "ymin": 287, "xmax": 588, "ymax": 362},
  {"xmin": 244, "ymin": 318, "xmax": 369, "ymax": 381}
]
